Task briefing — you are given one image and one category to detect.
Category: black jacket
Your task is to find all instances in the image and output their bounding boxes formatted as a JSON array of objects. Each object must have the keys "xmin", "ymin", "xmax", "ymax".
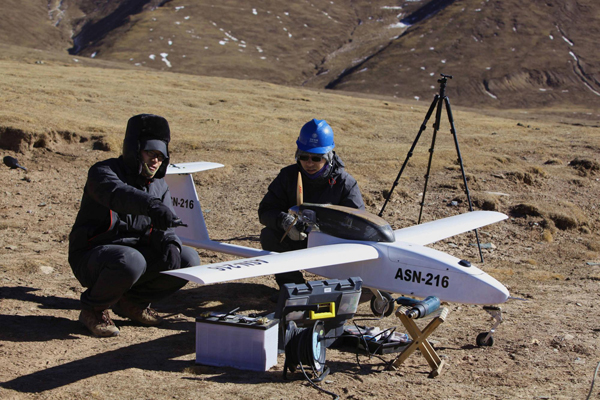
[
  {"xmin": 258, "ymin": 153, "xmax": 365, "ymax": 231},
  {"xmin": 68, "ymin": 114, "xmax": 180, "ymax": 265}
]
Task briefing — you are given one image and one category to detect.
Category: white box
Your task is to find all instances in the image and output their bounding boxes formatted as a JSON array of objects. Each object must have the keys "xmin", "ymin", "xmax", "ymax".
[{"xmin": 195, "ymin": 316, "xmax": 279, "ymax": 371}]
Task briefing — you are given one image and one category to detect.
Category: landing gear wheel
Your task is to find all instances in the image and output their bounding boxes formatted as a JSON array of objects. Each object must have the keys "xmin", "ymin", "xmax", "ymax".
[
  {"xmin": 476, "ymin": 332, "xmax": 494, "ymax": 347},
  {"xmin": 370, "ymin": 292, "xmax": 394, "ymax": 317}
]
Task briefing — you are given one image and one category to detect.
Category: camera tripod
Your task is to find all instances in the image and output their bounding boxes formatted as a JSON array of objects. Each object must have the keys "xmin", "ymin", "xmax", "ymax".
[{"xmin": 379, "ymin": 74, "xmax": 484, "ymax": 262}]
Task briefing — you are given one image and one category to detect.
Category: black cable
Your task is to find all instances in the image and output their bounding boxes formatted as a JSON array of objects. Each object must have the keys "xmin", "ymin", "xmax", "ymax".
[
  {"xmin": 586, "ymin": 360, "xmax": 600, "ymax": 400},
  {"xmin": 285, "ymin": 324, "xmax": 339, "ymax": 400}
]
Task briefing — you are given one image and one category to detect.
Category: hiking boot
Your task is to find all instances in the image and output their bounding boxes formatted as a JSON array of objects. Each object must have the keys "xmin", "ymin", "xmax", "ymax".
[
  {"xmin": 79, "ymin": 309, "xmax": 120, "ymax": 337},
  {"xmin": 113, "ymin": 297, "xmax": 163, "ymax": 326}
]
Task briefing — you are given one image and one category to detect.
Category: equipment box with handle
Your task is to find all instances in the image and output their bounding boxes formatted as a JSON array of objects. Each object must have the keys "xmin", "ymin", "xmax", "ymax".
[{"xmin": 274, "ymin": 277, "xmax": 363, "ymax": 349}]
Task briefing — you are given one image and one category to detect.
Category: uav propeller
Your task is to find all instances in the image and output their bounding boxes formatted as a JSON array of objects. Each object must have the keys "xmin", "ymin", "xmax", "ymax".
[{"xmin": 280, "ymin": 171, "xmax": 304, "ymax": 242}]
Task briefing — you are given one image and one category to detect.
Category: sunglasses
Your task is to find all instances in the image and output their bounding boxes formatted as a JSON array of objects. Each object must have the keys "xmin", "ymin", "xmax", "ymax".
[
  {"xmin": 298, "ymin": 155, "xmax": 324, "ymax": 162},
  {"xmin": 144, "ymin": 150, "xmax": 165, "ymax": 162}
]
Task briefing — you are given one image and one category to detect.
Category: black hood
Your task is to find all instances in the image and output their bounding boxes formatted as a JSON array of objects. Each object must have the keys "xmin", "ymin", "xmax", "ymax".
[{"xmin": 122, "ymin": 114, "xmax": 171, "ymax": 179}]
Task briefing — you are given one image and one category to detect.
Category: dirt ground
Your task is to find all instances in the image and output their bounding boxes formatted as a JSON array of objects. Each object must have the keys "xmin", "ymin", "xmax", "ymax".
[
  {"xmin": 1, "ymin": 139, "xmax": 599, "ymax": 400},
  {"xmin": 0, "ymin": 56, "xmax": 599, "ymax": 399}
]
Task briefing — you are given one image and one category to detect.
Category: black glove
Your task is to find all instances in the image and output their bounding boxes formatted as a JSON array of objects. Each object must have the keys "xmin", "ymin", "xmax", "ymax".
[
  {"xmin": 163, "ymin": 243, "xmax": 181, "ymax": 270},
  {"xmin": 148, "ymin": 200, "xmax": 177, "ymax": 231}
]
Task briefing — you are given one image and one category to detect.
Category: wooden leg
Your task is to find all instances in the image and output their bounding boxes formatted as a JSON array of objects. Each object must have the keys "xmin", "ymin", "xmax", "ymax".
[{"xmin": 391, "ymin": 307, "xmax": 448, "ymax": 378}]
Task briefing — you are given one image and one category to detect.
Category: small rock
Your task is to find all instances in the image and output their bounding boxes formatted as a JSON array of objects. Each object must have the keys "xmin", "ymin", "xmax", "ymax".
[
  {"xmin": 5, "ymin": 245, "xmax": 17, "ymax": 250},
  {"xmin": 563, "ymin": 334, "xmax": 575, "ymax": 341},
  {"xmin": 38, "ymin": 202, "xmax": 46, "ymax": 207},
  {"xmin": 39, "ymin": 266, "xmax": 54, "ymax": 274}
]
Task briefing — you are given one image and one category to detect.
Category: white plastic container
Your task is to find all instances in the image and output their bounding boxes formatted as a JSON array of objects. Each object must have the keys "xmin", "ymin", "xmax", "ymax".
[{"xmin": 195, "ymin": 316, "xmax": 279, "ymax": 371}]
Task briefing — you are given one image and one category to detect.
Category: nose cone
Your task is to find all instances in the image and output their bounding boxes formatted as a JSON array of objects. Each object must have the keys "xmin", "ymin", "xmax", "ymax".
[{"xmin": 479, "ymin": 273, "xmax": 510, "ymax": 305}]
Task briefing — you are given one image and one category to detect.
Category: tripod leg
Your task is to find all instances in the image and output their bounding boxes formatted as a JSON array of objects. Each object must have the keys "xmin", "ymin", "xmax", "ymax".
[
  {"xmin": 417, "ymin": 95, "xmax": 444, "ymax": 224},
  {"xmin": 379, "ymin": 95, "xmax": 440, "ymax": 217},
  {"xmin": 443, "ymin": 96, "xmax": 484, "ymax": 263}
]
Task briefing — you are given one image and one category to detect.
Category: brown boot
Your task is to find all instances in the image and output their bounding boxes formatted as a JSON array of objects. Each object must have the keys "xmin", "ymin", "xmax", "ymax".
[
  {"xmin": 79, "ymin": 309, "xmax": 120, "ymax": 337},
  {"xmin": 113, "ymin": 297, "xmax": 163, "ymax": 326}
]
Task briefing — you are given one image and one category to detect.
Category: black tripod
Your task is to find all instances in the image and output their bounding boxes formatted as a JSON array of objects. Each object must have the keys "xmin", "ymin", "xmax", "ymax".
[{"xmin": 379, "ymin": 74, "xmax": 484, "ymax": 262}]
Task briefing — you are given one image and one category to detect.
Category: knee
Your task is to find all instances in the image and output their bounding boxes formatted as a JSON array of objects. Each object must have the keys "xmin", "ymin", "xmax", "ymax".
[
  {"xmin": 114, "ymin": 248, "xmax": 147, "ymax": 281},
  {"xmin": 180, "ymin": 246, "xmax": 200, "ymax": 269}
]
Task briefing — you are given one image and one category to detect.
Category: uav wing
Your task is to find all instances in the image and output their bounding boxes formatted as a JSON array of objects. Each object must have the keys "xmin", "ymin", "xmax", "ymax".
[
  {"xmin": 394, "ymin": 211, "xmax": 507, "ymax": 245},
  {"xmin": 163, "ymin": 243, "xmax": 379, "ymax": 285}
]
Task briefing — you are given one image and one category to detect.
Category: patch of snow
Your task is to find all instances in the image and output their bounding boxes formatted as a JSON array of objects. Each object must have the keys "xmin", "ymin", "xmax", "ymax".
[
  {"xmin": 414, "ymin": 96, "xmax": 420, "ymax": 101},
  {"xmin": 549, "ymin": 34, "xmax": 553, "ymax": 40},
  {"xmin": 472, "ymin": 36, "xmax": 479, "ymax": 42},
  {"xmin": 73, "ymin": 58, "xmax": 79, "ymax": 63},
  {"xmin": 388, "ymin": 22, "xmax": 409, "ymax": 29},
  {"xmin": 381, "ymin": 6, "xmax": 403, "ymax": 9},
  {"xmin": 219, "ymin": 40, "xmax": 227, "ymax": 45},
  {"xmin": 256, "ymin": 46, "xmax": 264, "ymax": 53},
  {"xmin": 260, "ymin": 56, "xmax": 266, "ymax": 60},
  {"xmin": 430, "ymin": 85, "xmax": 435, "ymax": 89},
  {"xmin": 91, "ymin": 52, "xmax": 97, "ymax": 58},
  {"xmin": 175, "ymin": 6, "xmax": 185, "ymax": 11},
  {"xmin": 562, "ymin": 35, "xmax": 574, "ymax": 46},
  {"xmin": 149, "ymin": 28, "xmax": 153, "ymax": 32},
  {"xmin": 284, "ymin": 12, "xmax": 289, "ymax": 16},
  {"xmin": 420, "ymin": 66, "xmax": 426, "ymax": 70},
  {"xmin": 430, "ymin": 72, "xmax": 435, "ymax": 76},
  {"xmin": 429, "ymin": 47, "xmax": 435, "ymax": 50},
  {"xmin": 185, "ymin": 16, "xmax": 190, "ymax": 20},
  {"xmin": 135, "ymin": 63, "xmax": 142, "ymax": 66},
  {"xmin": 485, "ymin": 90, "xmax": 497, "ymax": 99},
  {"xmin": 441, "ymin": 59, "xmax": 446, "ymax": 63},
  {"xmin": 252, "ymin": 9, "xmax": 257, "ymax": 15},
  {"xmin": 149, "ymin": 54, "xmax": 156, "ymax": 60},
  {"xmin": 539, "ymin": 88, "xmax": 547, "ymax": 92},
  {"xmin": 168, "ymin": 40, "xmax": 173, "ymax": 46},
  {"xmin": 224, "ymin": 32, "xmax": 238, "ymax": 41},
  {"xmin": 175, "ymin": 21, "xmax": 181, "ymax": 25},
  {"xmin": 358, "ymin": 68, "xmax": 368, "ymax": 73},
  {"xmin": 160, "ymin": 53, "xmax": 171, "ymax": 68}
]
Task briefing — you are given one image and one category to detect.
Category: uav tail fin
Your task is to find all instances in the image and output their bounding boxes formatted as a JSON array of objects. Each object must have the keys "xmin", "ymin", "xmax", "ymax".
[{"xmin": 165, "ymin": 162, "xmax": 271, "ymax": 258}]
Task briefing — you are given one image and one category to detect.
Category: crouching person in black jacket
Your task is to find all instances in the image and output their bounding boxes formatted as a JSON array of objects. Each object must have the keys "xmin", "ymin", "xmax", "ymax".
[
  {"xmin": 69, "ymin": 114, "xmax": 200, "ymax": 337},
  {"xmin": 258, "ymin": 119, "xmax": 365, "ymax": 301}
]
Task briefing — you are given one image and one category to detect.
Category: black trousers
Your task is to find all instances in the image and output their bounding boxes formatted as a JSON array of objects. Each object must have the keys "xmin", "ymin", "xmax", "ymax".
[
  {"xmin": 260, "ymin": 227, "xmax": 307, "ymax": 288},
  {"xmin": 71, "ymin": 244, "xmax": 200, "ymax": 311}
]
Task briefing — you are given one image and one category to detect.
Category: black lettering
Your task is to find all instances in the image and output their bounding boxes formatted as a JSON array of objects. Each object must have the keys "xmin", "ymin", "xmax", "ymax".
[
  {"xmin": 412, "ymin": 270, "xmax": 422, "ymax": 284},
  {"xmin": 425, "ymin": 273, "xmax": 433, "ymax": 286},
  {"xmin": 395, "ymin": 268, "xmax": 404, "ymax": 280},
  {"xmin": 442, "ymin": 276, "xmax": 449, "ymax": 288},
  {"xmin": 404, "ymin": 269, "xmax": 412, "ymax": 281}
]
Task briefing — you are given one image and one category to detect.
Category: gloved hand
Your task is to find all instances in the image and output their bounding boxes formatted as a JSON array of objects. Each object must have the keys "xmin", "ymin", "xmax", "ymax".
[
  {"xmin": 148, "ymin": 200, "xmax": 178, "ymax": 231},
  {"xmin": 280, "ymin": 213, "xmax": 307, "ymax": 241},
  {"xmin": 163, "ymin": 243, "xmax": 181, "ymax": 270}
]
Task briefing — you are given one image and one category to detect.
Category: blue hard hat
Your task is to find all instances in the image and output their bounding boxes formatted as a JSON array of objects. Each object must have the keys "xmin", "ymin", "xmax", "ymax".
[{"xmin": 296, "ymin": 119, "xmax": 335, "ymax": 153}]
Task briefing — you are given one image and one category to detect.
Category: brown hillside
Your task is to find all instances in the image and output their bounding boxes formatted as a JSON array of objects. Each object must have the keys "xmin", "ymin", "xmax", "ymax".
[{"xmin": 3, "ymin": 0, "xmax": 599, "ymax": 110}]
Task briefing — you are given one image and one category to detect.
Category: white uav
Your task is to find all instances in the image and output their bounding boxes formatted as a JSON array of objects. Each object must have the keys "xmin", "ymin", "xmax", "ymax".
[{"xmin": 163, "ymin": 162, "xmax": 509, "ymax": 345}]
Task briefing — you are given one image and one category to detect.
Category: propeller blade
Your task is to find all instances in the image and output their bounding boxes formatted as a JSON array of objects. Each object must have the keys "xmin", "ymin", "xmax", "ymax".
[
  {"xmin": 297, "ymin": 171, "xmax": 303, "ymax": 206},
  {"xmin": 280, "ymin": 215, "xmax": 298, "ymax": 242}
]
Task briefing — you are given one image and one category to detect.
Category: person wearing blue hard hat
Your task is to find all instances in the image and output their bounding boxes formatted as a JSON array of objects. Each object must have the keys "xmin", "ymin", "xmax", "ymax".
[{"xmin": 258, "ymin": 119, "xmax": 365, "ymax": 300}]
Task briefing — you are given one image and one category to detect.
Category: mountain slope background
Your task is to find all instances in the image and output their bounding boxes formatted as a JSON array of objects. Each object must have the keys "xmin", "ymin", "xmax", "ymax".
[{"xmin": 2, "ymin": 0, "xmax": 599, "ymax": 110}]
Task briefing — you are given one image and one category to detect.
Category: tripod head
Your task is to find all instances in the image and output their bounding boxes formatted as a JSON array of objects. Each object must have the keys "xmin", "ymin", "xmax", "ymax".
[{"xmin": 437, "ymin": 74, "xmax": 453, "ymax": 97}]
